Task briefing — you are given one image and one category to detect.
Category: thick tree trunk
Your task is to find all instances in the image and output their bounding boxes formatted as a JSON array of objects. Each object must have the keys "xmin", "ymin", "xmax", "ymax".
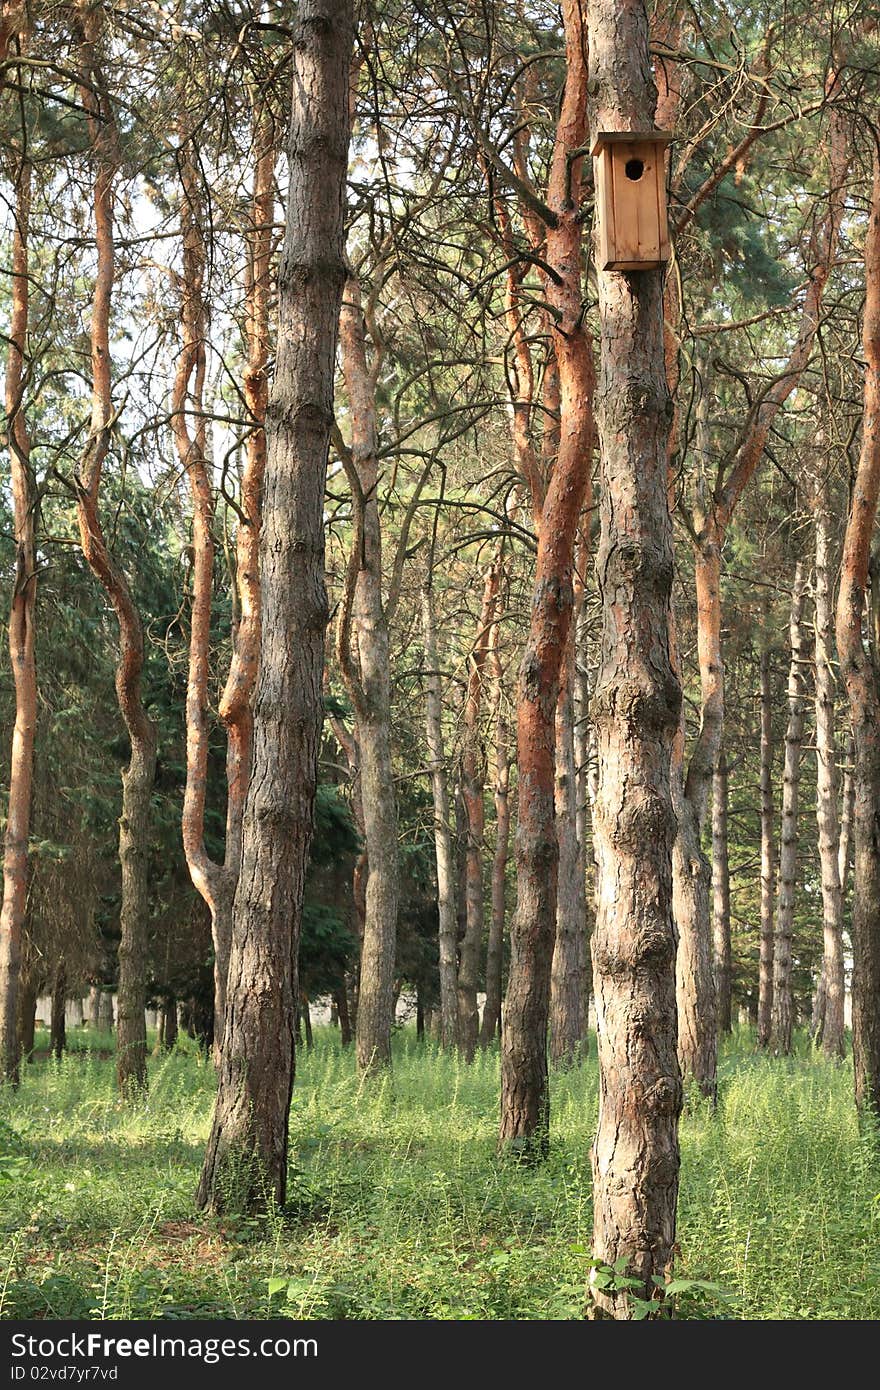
[
  {"xmin": 550, "ymin": 628, "xmax": 588, "ymax": 1065},
  {"xmin": 587, "ymin": 0, "xmax": 683, "ymax": 1318},
  {"xmin": 458, "ymin": 565, "xmax": 498, "ymax": 1060},
  {"xmin": 757, "ymin": 645, "xmax": 777, "ymax": 1046},
  {"xmin": 481, "ymin": 581, "xmax": 510, "ymax": 1047},
  {"xmin": 421, "ymin": 583, "xmax": 459, "ymax": 1050},
  {"xmin": 197, "ymin": 0, "xmax": 353, "ymax": 1212},
  {"xmin": 813, "ymin": 477, "xmax": 846, "ymax": 1058},
  {"xmin": 499, "ymin": 0, "xmax": 594, "ymax": 1155},
  {"xmin": 836, "ymin": 152, "xmax": 880, "ymax": 1116},
  {"xmin": 337, "ymin": 278, "xmax": 399, "ymax": 1077},
  {"xmin": 0, "ymin": 150, "xmax": 35, "ymax": 1086},
  {"xmin": 712, "ymin": 748, "xmax": 732, "ymax": 1034},
  {"xmin": 771, "ymin": 561, "xmax": 807, "ymax": 1055}
]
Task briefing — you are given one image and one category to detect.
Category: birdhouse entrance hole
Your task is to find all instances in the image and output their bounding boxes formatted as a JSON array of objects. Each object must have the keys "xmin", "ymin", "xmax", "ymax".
[{"xmin": 590, "ymin": 130, "xmax": 673, "ymax": 271}]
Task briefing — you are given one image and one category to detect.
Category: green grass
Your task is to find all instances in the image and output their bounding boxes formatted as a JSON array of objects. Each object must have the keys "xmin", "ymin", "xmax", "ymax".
[{"xmin": 1, "ymin": 1024, "xmax": 878, "ymax": 1319}]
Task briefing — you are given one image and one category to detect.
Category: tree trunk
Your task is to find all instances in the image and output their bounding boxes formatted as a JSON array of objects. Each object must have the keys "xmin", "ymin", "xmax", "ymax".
[
  {"xmin": 673, "ymin": 531, "xmax": 719, "ymax": 1099},
  {"xmin": 458, "ymin": 565, "xmax": 498, "ymax": 1060},
  {"xmin": 302, "ymin": 993, "xmax": 313, "ymax": 1050},
  {"xmin": 17, "ymin": 972, "xmax": 36, "ymax": 1062},
  {"xmin": 0, "ymin": 147, "xmax": 35, "ymax": 1087},
  {"xmin": 481, "ymin": 577, "xmax": 510, "ymax": 1048},
  {"xmin": 75, "ymin": 10, "xmax": 157, "ymax": 1096},
  {"xmin": 550, "ymin": 627, "xmax": 588, "ymax": 1065},
  {"xmin": 161, "ymin": 995, "xmax": 178, "ymax": 1051},
  {"xmin": 337, "ymin": 278, "xmax": 399, "ymax": 1077},
  {"xmin": 421, "ymin": 582, "xmax": 459, "ymax": 1049},
  {"xmin": 757, "ymin": 645, "xmax": 777, "ymax": 1046},
  {"xmin": 712, "ymin": 747, "xmax": 732, "ymax": 1034},
  {"xmin": 836, "ymin": 150, "xmax": 880, "ymax": 1116},
  {"xmin": 333, "ymin": 984, "xmax": 352, "ymax": 1047},
  {"xmin": 51, "ymin": 962, "xmax": 66, "ymax": 1061},
  {"xmin": 197, "ymin": 0, "xmax": 353, "ymax": 1213},
  {"xmin": 771, "ymin": 560, "xmax": 807, "ymax": 1055},
  {"xmin": 499, "ymin": 0, "xmax": 594, "ymax": 1155},
  {"xmin": 587, "ymin": 0, "xmax": 683, "ymax": 1317},
  {"xmin": 813, "ymin": 475, "xmax": 846, "ymax": 1058}
]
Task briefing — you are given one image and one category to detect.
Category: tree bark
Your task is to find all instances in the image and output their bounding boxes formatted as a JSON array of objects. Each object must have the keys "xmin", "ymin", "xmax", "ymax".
[
  {"xmin": 421, "ymin": 582, "xmax": 459, "ymax": 1050},
  {"xmin": 550, "ymin": 625, "xmax": 589, "ymax": 1065},
  {"xmin": 712, "ymin": 747, "xmax": 732, "ymax": 1034},
  {"xmin": 458, "ymin": 564, "xmax": 498, "ymax": 1059},
  {"xmin": 813, "ymin": 473, "xmax": 846, "ymax": 1058},
  {"xmin": 337, "ymin": 277, "xmax": 399, "ymax": 1077},
  {"xmin": 499, "ymin": 0, "xmax": 594, "ymax": 1155},
  {"xmin": 0, "ymin": 143, "xmax": 35, "ymax": 1086},
  {"xmin": 587, "ymin": 0, "xmax": 683, "ymax": 1317},
  {"xmin": 771, "ymin": 560, "xmax": 808, "ymax": 1055},
  {"xmin": 197, "ymin": 0, "xmax": 353, "ymax": 1212},
  {"xmin": 481, "ymin": 575, "xmax": 510, "ymax": 1047},
  {"xmin": 757, "ymin": 644, "xmax": 777, "ymax": 1046},
  {"xmin": 836, "ymin": 149, "xmax": 880, "ymax": 1116},
  {"xmin": 75, "ymin": 9, "xmax": 157, "ymax": 1095}
]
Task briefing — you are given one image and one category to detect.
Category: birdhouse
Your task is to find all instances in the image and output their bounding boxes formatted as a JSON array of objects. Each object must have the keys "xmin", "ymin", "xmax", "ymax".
[{"xmin": 590, "ymin": 131, "xmax": 673, "ymax": 271}]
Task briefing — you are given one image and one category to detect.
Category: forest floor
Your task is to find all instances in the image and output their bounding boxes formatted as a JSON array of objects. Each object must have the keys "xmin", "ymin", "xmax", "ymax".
[{"xmin": 1, "ymin": 1026, "xmax": 878, "ymax": 1320}]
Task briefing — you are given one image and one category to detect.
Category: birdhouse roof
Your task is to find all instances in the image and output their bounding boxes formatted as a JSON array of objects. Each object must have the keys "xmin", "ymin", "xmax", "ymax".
[{"xmin": 590, "ymin": 130, "xmax": 674, "ymax": 157}]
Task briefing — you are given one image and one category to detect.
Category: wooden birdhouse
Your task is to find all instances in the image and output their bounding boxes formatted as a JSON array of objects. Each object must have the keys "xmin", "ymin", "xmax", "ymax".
[{"xmin": 590, "ymin": 131, "xmax": 673, "ymax": 271}]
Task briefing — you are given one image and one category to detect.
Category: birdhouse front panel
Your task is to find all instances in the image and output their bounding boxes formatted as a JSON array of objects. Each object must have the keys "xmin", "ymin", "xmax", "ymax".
[{"xmin": 591, "ymin": 133, "xmax": 672, "ymax": 272}]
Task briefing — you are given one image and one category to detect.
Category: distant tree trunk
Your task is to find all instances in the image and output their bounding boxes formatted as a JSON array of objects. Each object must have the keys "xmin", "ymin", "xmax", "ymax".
[
  {"xmin": 757, "ymin": 645, "xmax": 777, "ymax": 1047},
  {"xmin": 836, "ymin": 150, "xmax": 880, "ymax": 1116},
  {"xmin": 550, "ymin": 627, "xmax": 588, "ymax": 1065},
  {"xmin": 481, "ymin": 577, "xmax": 510, "ymax": 1048},
  {"xmin": 712, "ymin": 747, "xmax": 732, "ymax": 1034},
  {"xmin": 0, "ymin": 145, "xmax": 35, "ymax": 1087},
  {"xmin": 673, "ymin": 522, "xmax": 719, "ymax": 1099},
  {"xmin": 161, "ymin": 996, "xmax": 177, "ymax": 1051},
  {"xmin": 51, "ymin": 962, "xmax": 66, "ymax": 1061},
  {"xmin": 772, "ymin": 560, "xmax": 808, "ymax": 1055},
  {"xmin": 337, "ymin": 277, "xmax": 399, "ymax": 1077},
  {"xmin": 333, "ymin": 985, "xmax": 352, "ymax": 1047},
  {"xmin": 416, "ymin": 988, "xmax": 425, "ymax": 1041},
  {"xmin": 458, "ymin": 565, "xmax": 498, "ymax": 1060},
  {"xmin": 75, "ymin": 11, "xmax": 157, "ymax": 1095},
  {"xmin": 302, "ymin": 993, "xmax": 313, "ymax": 1050},
  {"xmin": 499, "ymin": 0, "xmax": 594, "ymax": 1155},
  {"xmin": 587, "ymin": 0, "xmax": 683, "ymax": 1317},
  {"xmin": 421, "ymin": 581, "xmax": 458, "ymax": 1049},
  {"xmin": 813, "ymin": 475, "xmax": 846, "ymax": 1058},
  {"xmin": 197, "ymin": 0, "xmax": 353, "ymax": 1213},
  {"xmin": 17, "ymin": 973, "xmax": 36, "ymax": 1062}
]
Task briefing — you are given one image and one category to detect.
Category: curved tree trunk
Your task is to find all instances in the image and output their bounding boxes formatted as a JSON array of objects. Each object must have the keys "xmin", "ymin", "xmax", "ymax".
[
  {"xmin": 587, "ymin": 0, "xmax": 683, "ymax": 1317},
  {"xmin": 712, "ymin": 747, "xmax": 732, "ymax": 1035},
  {"xmin": 499, "ymin": 0, "xmax": 594, "ymax": 1156},
  {"xmin": 757, "ymin": 645, "xmax": 777, "ymax": 1046},
  {"xmin": 421, "ymin": 582, "xmax": 459, "ymax": 1050},
  {"xmin": 0, "ymin": 146, "xmax": 35, "ymax": 1086},
  {"xmin": 197, "ymin": 0, "xmax": 353, "ymax": 1212},
  {"xmin": 836, "ymin": 150, "xmax": 880, "ymax": 1117},
  {"xmin": 75, "ymin": 10, "xmax": 157, "ymax": 1095}
]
